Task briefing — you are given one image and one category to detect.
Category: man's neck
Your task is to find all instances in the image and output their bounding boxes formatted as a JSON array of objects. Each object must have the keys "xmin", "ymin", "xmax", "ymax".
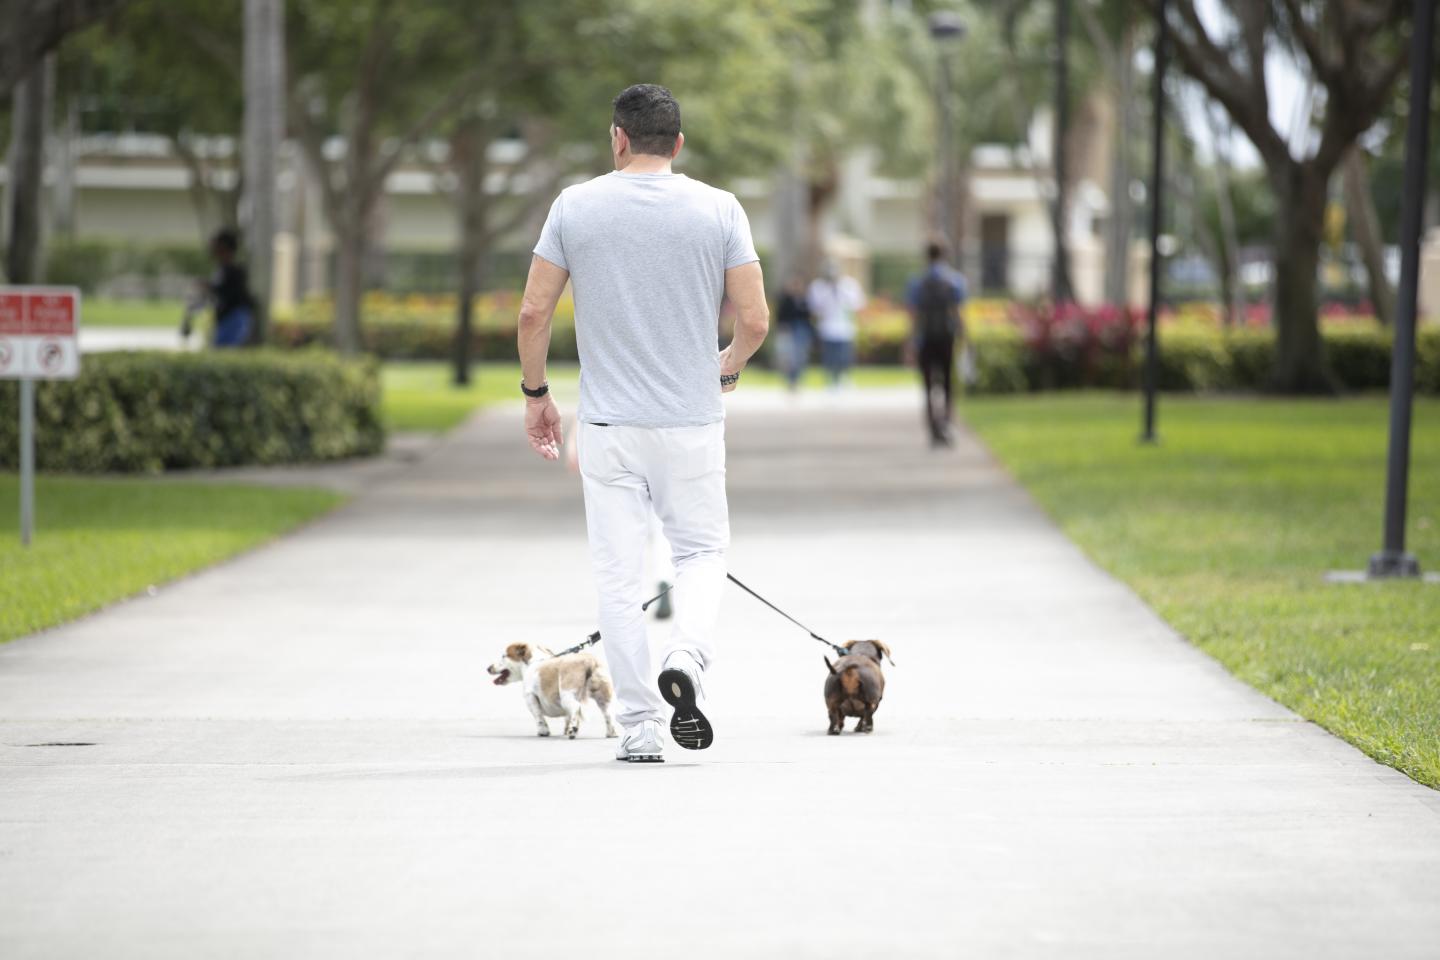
[{"xmin": 618, "ymin": 154, "xmax": 673, "ymax": 175}]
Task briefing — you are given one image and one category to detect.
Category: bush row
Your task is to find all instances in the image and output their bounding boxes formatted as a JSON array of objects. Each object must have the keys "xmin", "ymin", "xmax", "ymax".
[
  {"xmin": 43, "ymin": 239, "xmax": 211, "ymax": 296},
  {"xmin": 964, "ymin": 326, "xmax": 1440, "ymax": 394},
  {"xmin": 0, "ymin": 350, "xmax": 384, "ymax": 473},
  {"xmin": 271, "ymin": 313, "xmax": 1440, "ymax": 395}
]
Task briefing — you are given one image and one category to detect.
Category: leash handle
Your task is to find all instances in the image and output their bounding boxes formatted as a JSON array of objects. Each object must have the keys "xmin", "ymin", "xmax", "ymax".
[{"xmin": 552, "ymin": 630, "xmax": 602, "ymax": 659}]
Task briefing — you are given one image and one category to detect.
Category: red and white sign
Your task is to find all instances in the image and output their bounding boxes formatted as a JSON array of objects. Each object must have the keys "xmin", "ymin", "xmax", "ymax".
[{"xmin": 0, "ymin": 287, "xmax": 81, "ymax": 380}]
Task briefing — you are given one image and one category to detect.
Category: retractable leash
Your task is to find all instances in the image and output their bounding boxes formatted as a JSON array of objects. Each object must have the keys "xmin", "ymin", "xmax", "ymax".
[
  {"xmin": 642, "ymin": 574, "xmax": 852, "ymax": 659},
  {"xmin": 548, "ymin": 630, "xmax": 602, "ymax": 658}
]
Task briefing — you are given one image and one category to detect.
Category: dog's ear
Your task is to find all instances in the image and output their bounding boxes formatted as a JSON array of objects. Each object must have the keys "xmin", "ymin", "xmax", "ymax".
[
  {"xmin": 505, "ymin": 642, "xmax": 532, "ymax": 663},
  {"xmin": 873, "ymin": 640, "xmax": 896, "ymax": 666},
  {"xmin": 824, "ymin": 656, "xmax": 837, "ymax": 675}
]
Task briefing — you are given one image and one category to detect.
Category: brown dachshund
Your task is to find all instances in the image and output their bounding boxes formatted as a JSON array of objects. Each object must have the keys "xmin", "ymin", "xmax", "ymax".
[{"xmin": 824, "ymin": 640, "xmax": 894, "ymax": 735}]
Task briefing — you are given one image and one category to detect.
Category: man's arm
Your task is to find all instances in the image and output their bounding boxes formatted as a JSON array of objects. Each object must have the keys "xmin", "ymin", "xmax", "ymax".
[
  {"xmin": 517, "ymin": 254, "xmax": 570, "ymax": 460},
  {"xmin": 719, "ymin": 261, "xmax": 769, "ymax": 393}
]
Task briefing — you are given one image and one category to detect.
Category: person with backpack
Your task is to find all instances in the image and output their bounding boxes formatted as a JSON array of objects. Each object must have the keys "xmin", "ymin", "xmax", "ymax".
[{"xmin": 905, "ymin": 242, "xmax": 968, "ymax": 446}]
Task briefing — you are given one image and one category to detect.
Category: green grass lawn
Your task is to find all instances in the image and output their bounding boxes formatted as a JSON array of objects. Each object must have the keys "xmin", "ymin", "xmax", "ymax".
[
  {"xmin": 961, "ymin": 394, "xmax": 1440, "ymax": 789},
  {"xmin": 381, "ymin": 361, "xmax": 915, "ymax": 432},
  {"xmin": 0, "ymin": 475, "xmax": 343, "ymax": 643},
  {"xmin": 742, "ymin": 365, "xmax": 916, "ymax": 390},
  {"xmin": 82, "ymin": 298, "xmax": 188, "ymax": 328},
  {"xmin": 382, "ymin": 362, "xmax": 579, "ymax": 432}
]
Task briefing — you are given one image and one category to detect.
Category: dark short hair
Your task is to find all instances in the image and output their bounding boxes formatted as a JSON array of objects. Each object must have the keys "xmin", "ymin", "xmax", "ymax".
[
  {"xmin": 212, "ymin": 228, "xmax": 240, "ymax": 254},
  {"xmin": 612, "ymin": 84, "xmax": 681, "ymax": 157},
  {"xmin": 926, "ymin": 241, "xmax": 947, "ymax": 263}
]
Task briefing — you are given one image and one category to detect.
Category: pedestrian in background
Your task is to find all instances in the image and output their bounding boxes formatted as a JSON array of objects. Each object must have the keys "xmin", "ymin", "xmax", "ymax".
[
  {"xmin": 197, "ymin": 228, "xmax": 256, "ymax": 348},
  {"xmin": 775, "ymin": 273, "xmax": 814, "ymax": 391},
  {"xmin": 807, "ymin": 260, "xmax": 864, "ymax": 387},
  {"xmin": 906, "ymin": 241, "xmax": 968, "ymax": 446}
]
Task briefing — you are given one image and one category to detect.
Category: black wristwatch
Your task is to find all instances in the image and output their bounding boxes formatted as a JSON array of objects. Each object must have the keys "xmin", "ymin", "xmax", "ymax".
[{"xmin": 521, "ymin": 380, "xmax": 549, "ymax": 399}]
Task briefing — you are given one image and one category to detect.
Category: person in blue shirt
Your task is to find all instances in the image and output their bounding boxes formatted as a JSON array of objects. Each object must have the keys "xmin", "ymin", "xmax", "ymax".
[
  {"xmin": 905, "ymin": 242, "xmax": 968, "ymax": 446},
  {"xmin": 204, "ymin": 228, "xmax": 256, "ymax": 347}
]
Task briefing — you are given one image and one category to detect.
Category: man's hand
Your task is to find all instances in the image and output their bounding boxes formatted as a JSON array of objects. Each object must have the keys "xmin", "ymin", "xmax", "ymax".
[
  {"xmin": 525, "ymin": 396, "xmax": 563, "ymax": 460},
  {"xmin": 719, "ymin": 345, "xmax": 746, "ymax": 393}
]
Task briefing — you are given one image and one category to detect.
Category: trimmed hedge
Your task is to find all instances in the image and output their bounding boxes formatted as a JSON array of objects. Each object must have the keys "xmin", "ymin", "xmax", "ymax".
[{"xmin": 0, "ymin": 350, "xmax": 384, "ymax": 473}]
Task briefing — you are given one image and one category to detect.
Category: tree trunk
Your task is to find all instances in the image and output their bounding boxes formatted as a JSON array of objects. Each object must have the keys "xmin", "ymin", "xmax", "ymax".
[
  {"xmin": 805, "ymin": 169, "xmax": 838, "ymax": 277},
  {"xmin": 5, "ymin": 58, "xmax": 49, "ymax": 284},
  {"xmin": 1050, "ymin": 0, "xmax": 1074, "ymax": 303},
  {"xmin": 1207, "ymin": 110, "xmax": 1244, "ymax": 328},
  {"xmin": 243, "ymin": 0, "xmax": 284, "ymax": 345},
  {"xmin": 50, "ymin": 66, "xmax": 77, "ymax": 239},
  {"xmin": 333, "ymin": 208, "xmax": 366, "ymax": 355},
  {"xmin": 1269, "ymin": 162, "xmax": 1333, "ymax": 392},
  {"xmin": 1341, "ymin": 146, "xmax": 1394, "ymax": 326},
  {"xmin": 0, "ymin": 0, "xmax": 125, "ymax": 98},
  {"xmin": 1103, "ymin": 26, "xmax": 1134, "ymax": 307},
  {"xmin": 950, "ymin": 163, "xmax": 971, "ymax": 270},
  {"xmin": 452, "ymin": 119, "xmax": 490, "ymax": 387}
]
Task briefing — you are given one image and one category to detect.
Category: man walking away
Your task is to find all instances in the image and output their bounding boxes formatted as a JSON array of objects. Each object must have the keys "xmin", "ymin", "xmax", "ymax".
[
  {"xmin": 516, "ymin": 84, "xmax": 769, "ymax": 763},
  {"xmin": 906, "ymin": 242, "xmax": 968, "ymax": 446}
]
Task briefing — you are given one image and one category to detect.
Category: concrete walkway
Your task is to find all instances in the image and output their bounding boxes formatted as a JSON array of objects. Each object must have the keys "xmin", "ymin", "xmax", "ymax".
[{"xmin": 2, "ymin": 389, "xmax": 1437, "ymax": 959}]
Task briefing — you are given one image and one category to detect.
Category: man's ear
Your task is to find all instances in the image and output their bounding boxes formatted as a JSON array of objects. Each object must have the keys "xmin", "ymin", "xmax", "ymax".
[{"xmin": 671, "ymin": 131, "xmax": 685, "ymax": 159}]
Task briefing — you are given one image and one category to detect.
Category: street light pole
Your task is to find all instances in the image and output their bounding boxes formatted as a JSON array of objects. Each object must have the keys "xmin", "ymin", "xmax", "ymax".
[
  {"xmin": 1141, "ymin": 0, "xmax": 1169, "ymax": 444},
  {"xmin": 1368, "ymin": 0, "xmax": 1436, "ymax": 578},
  {"xmin": 937, "ymin": 53, "xmax": 954, "ymax": 248}
]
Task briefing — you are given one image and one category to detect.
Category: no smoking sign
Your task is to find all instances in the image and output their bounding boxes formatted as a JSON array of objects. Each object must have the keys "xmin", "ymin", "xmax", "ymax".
[{"xmin": 0, "ymin": 287, "xmax": 82, "ymax": 381}]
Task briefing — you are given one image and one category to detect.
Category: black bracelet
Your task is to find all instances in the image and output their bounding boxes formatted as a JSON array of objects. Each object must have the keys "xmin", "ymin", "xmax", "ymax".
[
  {"xmin": 720, "ymin": 372, "xmax": 740, "ymax": 387},
  {"xmin": 521, "ymin": 380, "xmax": 549, "ymax": 399}
]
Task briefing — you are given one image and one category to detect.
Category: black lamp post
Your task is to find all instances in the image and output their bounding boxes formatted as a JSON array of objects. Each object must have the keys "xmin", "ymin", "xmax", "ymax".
[
  {"xmin": 1368, "ymin": 0, "xmax": 1437, "ymax": 578},
  {"xmin": 1141, "ymin": 0, "xmax": 1169, "ymax": 444}
]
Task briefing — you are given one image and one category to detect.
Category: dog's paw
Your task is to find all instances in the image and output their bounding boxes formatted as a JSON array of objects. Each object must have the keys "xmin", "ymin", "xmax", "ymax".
[
  {"xmin": 605, "ymin": 728, "xmax": 619, "ymax": 739},
  {"xmin": 566, "ymin": 728, "xmax": 577, "ymax": 740},
  {"xmin": 536, "ymin": 727, "xmax": 551, "ymax": 737},
  {"xmin": 827, "ymin": 727, "xmax": 841, "ymax": 736}
]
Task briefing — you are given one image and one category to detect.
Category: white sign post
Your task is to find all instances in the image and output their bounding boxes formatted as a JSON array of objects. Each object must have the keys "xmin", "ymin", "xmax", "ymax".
[{"xmin": 1, "ymin": 286, "xmax": 82, "ymax": 546}]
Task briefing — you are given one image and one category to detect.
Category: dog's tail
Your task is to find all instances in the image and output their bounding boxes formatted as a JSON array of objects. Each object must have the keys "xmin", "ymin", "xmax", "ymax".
[
  {"xmin": 825, "ymin": 656, "xmax": 837, "ymax": 675},
  {"xmin": 579, "ymin": 659, "xmax": 594, "ymax": 702}
]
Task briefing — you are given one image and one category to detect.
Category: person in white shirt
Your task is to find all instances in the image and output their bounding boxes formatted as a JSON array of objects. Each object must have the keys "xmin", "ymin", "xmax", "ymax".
[
  {"xmin": 806, "ymin": 260, "xmax": 865, "ymax": 386},
  {"xmin": 517, "ymin": 84, "xmax": 769, "ymax": 763}
]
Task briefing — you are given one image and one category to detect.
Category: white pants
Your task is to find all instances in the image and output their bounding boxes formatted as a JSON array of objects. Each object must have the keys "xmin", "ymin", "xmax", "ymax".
[{"xmin": 578, "ymin": 421, "xmax": 728, "ymax": 729}]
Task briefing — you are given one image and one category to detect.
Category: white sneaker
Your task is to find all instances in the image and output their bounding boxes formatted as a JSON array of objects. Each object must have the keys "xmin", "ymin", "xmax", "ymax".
[
  {"xmin": 658, "ymin": 652, "xmax": 714, "ymax": 751},
  {"xmin": 614, "ymin": 719, "xmax": 665, "ymax": 763}
]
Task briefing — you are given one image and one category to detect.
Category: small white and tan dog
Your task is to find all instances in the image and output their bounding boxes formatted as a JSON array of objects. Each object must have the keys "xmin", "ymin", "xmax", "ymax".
[{"xmin": 487, "ymin": 642, "xmax": 619, "ymax": 739}]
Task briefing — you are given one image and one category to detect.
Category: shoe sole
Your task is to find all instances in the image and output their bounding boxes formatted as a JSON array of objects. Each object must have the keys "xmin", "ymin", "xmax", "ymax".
[
  {"xmin": 658, "ymin": 668, "xmax": 714, "ymax": 750},
  {"xmin": 625, "ymin": 753, "xmax": 664, "ymax": 763}
]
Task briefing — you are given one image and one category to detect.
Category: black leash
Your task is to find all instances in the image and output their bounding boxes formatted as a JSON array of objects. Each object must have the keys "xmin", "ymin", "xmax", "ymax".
[
  {"xmin": 642, "ymin": 574, "xmax": 850, "ymax": 658},
  {"xmin": 548, "ymin": 630, "xmax": 602, "ymax": 659}
]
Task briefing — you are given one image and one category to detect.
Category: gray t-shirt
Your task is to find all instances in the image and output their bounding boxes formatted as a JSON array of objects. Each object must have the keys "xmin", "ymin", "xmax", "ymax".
[{"xmin": 533, "ymin": 171, "xmax": 759, "ymax": 428}]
